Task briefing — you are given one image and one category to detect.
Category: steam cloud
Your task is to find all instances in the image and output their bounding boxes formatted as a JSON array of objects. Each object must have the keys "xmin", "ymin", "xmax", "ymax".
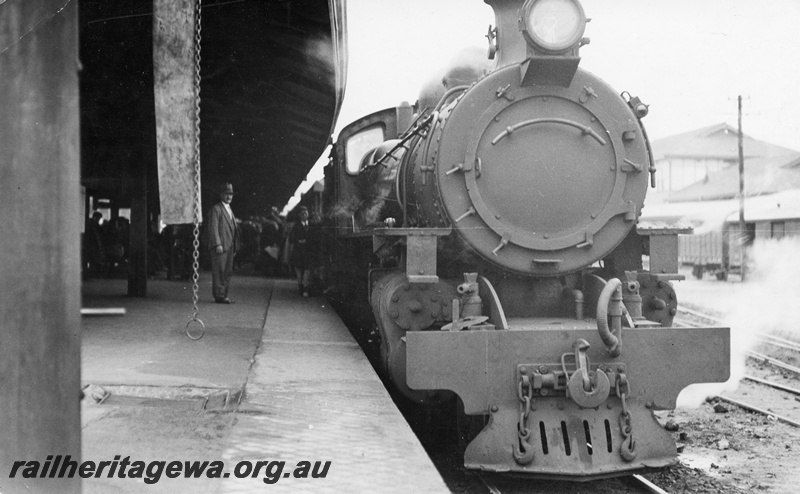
[{"xmin": 676, "ymin": 236, "xmax": 800, "ymax": 407}]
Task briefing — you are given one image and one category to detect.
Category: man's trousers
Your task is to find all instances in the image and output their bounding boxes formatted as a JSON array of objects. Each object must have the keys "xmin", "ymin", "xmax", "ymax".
[{"xmin": 211, "ymin": 249, "xmax": 234, "ymax": 301}]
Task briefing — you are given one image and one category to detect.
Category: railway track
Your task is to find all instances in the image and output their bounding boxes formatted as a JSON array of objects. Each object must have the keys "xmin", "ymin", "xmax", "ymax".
[
  {"xmin": 675, "ymin": 308, "xmax": 800, "ymax": 429},
  {"xmin": 474, "ymin": 473, "xmax": 670, "ymax": 494},
  {"xmin": 677, "ymin": 306, "xmax": 800, "ymax": 355},
  {"xmin": 629, "ymin": 474, "xmax": 670, "ymax": 494}
]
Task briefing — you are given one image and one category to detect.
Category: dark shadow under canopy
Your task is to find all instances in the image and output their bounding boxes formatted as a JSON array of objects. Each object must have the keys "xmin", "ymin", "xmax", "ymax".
[{"xmin": 80, "ymin": 0, "xmax": 343, "ymax": 220}]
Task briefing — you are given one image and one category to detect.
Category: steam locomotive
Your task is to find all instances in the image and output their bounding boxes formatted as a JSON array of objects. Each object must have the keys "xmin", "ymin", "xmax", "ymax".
[{"xmin": 320, "ymin": 0, "xmax": 730, "ymax": 480}]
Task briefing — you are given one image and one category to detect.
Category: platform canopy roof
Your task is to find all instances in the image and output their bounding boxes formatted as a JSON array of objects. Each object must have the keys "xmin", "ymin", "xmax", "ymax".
[{"xmin": 80, "ymin": 0, "xmax": 346, "ymax": 220}]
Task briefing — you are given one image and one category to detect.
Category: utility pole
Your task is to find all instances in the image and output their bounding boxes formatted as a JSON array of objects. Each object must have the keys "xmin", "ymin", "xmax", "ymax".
[{"xmin": 737, "ymin": 95, "xmax": 747, "ymax": 282}]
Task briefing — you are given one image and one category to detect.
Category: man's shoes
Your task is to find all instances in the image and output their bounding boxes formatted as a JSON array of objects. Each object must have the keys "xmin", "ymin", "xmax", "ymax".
[{"xmin": 215, "ymin": 298, "xmax": 235, "ymax": 304}]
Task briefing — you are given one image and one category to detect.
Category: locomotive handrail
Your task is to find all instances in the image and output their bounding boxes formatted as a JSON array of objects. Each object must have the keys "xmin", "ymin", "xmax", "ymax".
[
  {"xmin": 392, "ymin": 85, "xmax": 472, "ymax": 225},
  {"xmin": 640, "ymin": 117, "xmax": 658, "ymax": 188},
  {"xmin": 622, "ymin": 91, "xmax": 657, "ymax": 188},
  {"xmin": 434, "ymin": 85, "xmax": 470, "ymax": 111},
  {"xmin": 371, "ymin": 112, "xmax": 438, "ymax": 171},
  {"xmin": 491, "ymin": 118, "xmax": 607, "ymax": 146},
  {"xmin": 372, "ymin": 86, "xmax": 471, "ymax": 172},
  {"xmin": 340, "ymin": 226, "xmax": 452, "ymax": 239}
]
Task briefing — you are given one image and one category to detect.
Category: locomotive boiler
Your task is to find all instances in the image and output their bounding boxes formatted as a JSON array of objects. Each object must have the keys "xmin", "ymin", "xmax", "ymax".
[{"xmin": 321, "ymin": 0, "xmax": 730, "ymax": 480}]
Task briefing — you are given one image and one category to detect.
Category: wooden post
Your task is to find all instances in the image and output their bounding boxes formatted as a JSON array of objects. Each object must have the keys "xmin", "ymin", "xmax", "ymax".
[
  {"xmin": 737, "ymin": 95, "xmax": 747, "ymax": 282},
  {"xmin": 0, "ymin": 1, "xmax": 81, "ymax": 492},
  {"xmin": 128, "ymin": 178, "xmax": 149, "ymax": 297}
]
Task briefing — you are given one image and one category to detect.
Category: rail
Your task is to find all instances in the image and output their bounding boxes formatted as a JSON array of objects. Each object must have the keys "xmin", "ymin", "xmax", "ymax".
[
  {"xmin": 475, "ymin": 473, "xmax": 671, "ymax": 493},
  {"xmin": 743, "ymin": 375, "xmax": 800, "ymax": 396},
  {"xmin": 715, "ymin": 395, "xmax": 800, "ymax": 428},
  {"xmin": 675, "ymin": 313, "xmax": 800, "ymax": 429},
  {"xmin": 746, "ymin": 350, "xmax": 800, "ymax": 375},
  {"xmin": 676, "ymin": 307, "xmax": 800, "ymax": 353},
  {"xmin": 631, "ymin": 474, "xmax": 670, "ymax": 494}
]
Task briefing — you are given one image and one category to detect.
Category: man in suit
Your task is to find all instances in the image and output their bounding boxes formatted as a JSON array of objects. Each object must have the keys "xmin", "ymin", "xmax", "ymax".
[{"xmin": 208, "ymin": 182, "xmax": 239, "ymax": 303}]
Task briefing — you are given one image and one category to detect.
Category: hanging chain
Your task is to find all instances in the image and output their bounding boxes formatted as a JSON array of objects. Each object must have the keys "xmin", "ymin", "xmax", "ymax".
[
  {"xmin": 512, "ymin": 373, "xmax": 535, "ymax": 465},
  {"xmin": 186, "ymin": 0, "xmax": 205, "ymax": 340},
  {"xmin": 616, "ymin": 373, "xmax": 637, "ymax": 461}
]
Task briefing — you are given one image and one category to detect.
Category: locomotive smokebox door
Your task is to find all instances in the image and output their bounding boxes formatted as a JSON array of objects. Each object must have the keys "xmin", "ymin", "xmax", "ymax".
[{"xmin": 429, "ymin": 65, "xmax": 650, "ymax": 276}]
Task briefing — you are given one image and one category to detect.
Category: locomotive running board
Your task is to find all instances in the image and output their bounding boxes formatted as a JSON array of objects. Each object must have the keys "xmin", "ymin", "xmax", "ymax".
[{"xmin": 407, "ymin": 326, "xmax": 730, "ymax": 478}]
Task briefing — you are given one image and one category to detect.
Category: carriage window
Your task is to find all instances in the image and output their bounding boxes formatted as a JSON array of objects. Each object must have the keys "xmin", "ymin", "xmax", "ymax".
[{"xmin": 346, "ymin": 126, "xmax": 384, "ymax": 175}]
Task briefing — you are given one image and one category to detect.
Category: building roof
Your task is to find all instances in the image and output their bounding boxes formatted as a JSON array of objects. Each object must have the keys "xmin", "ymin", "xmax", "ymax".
[
  {"xmin": 665, "ymin": 153, "xmax": 800, "ymax": 202},
  {"xmin": 651, "ymin": 123, "xmax": 798, "ymax": 161},
  {"xmin": 648, "ymin": 122, "xmax": 800, "ymax": 202}
]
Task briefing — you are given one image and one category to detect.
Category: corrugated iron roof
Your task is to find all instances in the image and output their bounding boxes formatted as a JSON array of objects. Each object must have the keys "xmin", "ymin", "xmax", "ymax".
[
  {"xmin": 647, "ymin": 123, "xmax": 800, "ymax": 202},
  {"xmin": 665, "ymin": 154, "xmax": 800, "ymax": 202},
  {"xmin": 651, "ymin": 123, "xmax": 798, "ymax": 161},
  {"xmin": 666, "ymin": 153, "xmax": 800, "ymax": 202}
]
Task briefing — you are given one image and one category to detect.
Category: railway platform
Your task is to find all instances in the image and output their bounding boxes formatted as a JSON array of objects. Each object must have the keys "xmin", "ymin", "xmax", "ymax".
[{"xmin": 80, "ymin": 273, "xmax": 447, "ymax": 493}]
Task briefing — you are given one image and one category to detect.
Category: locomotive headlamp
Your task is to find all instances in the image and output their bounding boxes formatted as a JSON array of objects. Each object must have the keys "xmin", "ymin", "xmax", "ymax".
[{"xmin": 522, "ymin": 0, "xmax": 586, "ymax": 55}]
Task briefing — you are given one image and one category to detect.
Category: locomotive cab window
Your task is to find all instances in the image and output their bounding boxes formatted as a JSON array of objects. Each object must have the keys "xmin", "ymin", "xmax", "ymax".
[{"xmin": 345, "ymin": 125, "xmax": 384, "ymax": 175}]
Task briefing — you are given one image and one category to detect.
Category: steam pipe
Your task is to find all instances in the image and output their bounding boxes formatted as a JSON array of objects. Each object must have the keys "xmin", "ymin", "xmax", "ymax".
[
  {"xmin": 573, "ymin": 289, "xmax": 584, "ymax": 320},
  {"xmin": 563, "ymin": 287, "xmax": 584, "ymax": 320},
  {"xmin": 596, "ymin": 278, "xmax": 622, "ymax": 357}
]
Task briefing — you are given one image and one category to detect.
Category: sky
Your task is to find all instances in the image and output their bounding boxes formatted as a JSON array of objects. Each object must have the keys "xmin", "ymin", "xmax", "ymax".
[{"xmin": 285, "ymin": 0, "xmax": 800, "ymax": 210}]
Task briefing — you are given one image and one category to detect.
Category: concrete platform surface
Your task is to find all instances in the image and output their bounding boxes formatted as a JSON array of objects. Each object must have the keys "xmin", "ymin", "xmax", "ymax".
[
  {"xmin": 79, "ymin": 273, "xmax": 447, "ymax": 493},
  {"xmin": 219, "ymin": 278, "xmax": 448, "ymax": 494},
  {"xmin": 82, "ymin": 275, "xmax": 267, "ymax": 391}
]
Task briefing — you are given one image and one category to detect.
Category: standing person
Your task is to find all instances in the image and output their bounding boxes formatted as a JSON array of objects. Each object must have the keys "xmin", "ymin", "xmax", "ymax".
[
  {"xmin": 306, "ymin": 211, "xmax": 324, "ymax": 294},
  {"xmin": 86, "ymin": 211, "xmax": 107, "ymax": 276},
  {"xmin": 208, "ymin": 183, "xmax": 239, "ymax": 304},
  {"xmin": 260, "ymin": 205, "xmax": 285, "ymax": 277},
  {"xmin": 287, "ymin": 205, "xmax": 312, "ymax": 297}
]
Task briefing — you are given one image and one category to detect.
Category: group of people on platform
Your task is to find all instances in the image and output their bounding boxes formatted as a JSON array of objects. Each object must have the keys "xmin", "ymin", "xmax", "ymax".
[
  {"xmin": 83, "ymin": 183, "xmax": 324, "ymax": 303},
  {"xmin": 206, "ymin": 182, "xmax": 325, "ymax": 303},
  {"xmin": 84, "ymin": 211, "xmax": 131, "ymax": 278}
]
